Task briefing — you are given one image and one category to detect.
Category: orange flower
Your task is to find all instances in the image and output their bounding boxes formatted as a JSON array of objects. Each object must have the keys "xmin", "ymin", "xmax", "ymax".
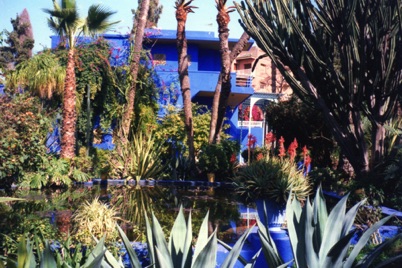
[
  {"xmin": 230, "ymin": 153, "xmax": 237, "ymax": 163},
  {"xmin": 278, "ymin": 136, "xmax": 286, "ymax": 158},
  {"xmin": 265, "ymin": 132, "xmax": 276, "ymax": 144},
  {"xmin": 288, "ymin": 138, "xmax": 298, "ymax": 161},
  {"xmin": 304, "ymin": 155, "xmax": 312, "ymax": 169},
  {"xmin": 256, "ymin": 153, "xmax": 264, "ymax": 161}
]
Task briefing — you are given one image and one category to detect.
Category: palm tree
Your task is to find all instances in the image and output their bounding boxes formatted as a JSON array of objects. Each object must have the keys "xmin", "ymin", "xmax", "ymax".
[
  {"xmin": 209, "ymin": 1, "xmax": 250, "ymax": 144},
  {"xmin": 7, "ymin": 52, "xmax": 65, "ymax": 100},
  {"xmin": 43, "ymin": 0, "xmax": 118, "ymax": 159},
  {"xmin": 120, "ymin": 0, "xmax": 150, "ymax": 143},
  {"xmin": 175, "ymin": 0, "xmax": 197, "ymax": 164}
]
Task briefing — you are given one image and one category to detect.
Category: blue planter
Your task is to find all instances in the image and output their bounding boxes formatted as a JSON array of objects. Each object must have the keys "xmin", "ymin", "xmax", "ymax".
[
  {"xmin": 255, "ymin": 199, "xmax": 286, "ymax": 231},
  {"xmin": 255, "ymin": 199, "xmax": 293, "ymax": 266}
]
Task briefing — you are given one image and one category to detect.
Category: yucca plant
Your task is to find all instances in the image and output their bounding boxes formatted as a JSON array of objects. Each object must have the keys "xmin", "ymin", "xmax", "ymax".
[{"xmin": 112, "ymin": 132, "xmax": 166, "ymax": 182}]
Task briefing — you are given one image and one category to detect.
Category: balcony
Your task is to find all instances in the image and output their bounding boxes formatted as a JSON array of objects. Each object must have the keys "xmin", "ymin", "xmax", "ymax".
[{"xmin": 155, "ymin": 70, "xmax": 254, "ymax": 108}]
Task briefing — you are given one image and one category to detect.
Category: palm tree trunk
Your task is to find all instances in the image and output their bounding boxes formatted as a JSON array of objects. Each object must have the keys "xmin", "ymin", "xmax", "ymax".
[
  {"xmin": 176, "ymin": 9, "xmax": 195, "ymax": 163},
  {"xmin": 60, "ymin": 48, "xmax": 77, "ymax": 159},
  {"xmin": 210, "ymin": 32, "xmax": 250, "ymax": 143},
  {"xmin": 120, "ymin": 0, "xmax": 150, "ymax": 143}
]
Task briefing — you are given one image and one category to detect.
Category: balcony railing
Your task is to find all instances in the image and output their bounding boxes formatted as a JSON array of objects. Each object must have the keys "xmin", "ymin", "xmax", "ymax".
[{"xmin": 236, "ymin": 74, "xmax": 252, "ymax": 87}]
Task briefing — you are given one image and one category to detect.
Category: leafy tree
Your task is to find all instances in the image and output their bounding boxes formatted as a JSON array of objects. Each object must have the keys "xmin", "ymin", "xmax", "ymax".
[
  {"xmin": 0, "ymin": 94, "xmax": 53, "ymax": 190},
  {"xmin": 155, "ymin": 105, "xmax": 213, "ymax": 156},
  {"xmin": 0, "ymin": 8, "xmax": 34, "ymax": 72},
  {"xmin": 175, "ymin": 0, "xmax": 197, "ymax": 165},
  {"xmin": 43, "ymin": 0, "xmax": 118, "ymax": 159},
  {"xmin": 236, "ymin": 0, "xmax": 402, "ymax": 178}
]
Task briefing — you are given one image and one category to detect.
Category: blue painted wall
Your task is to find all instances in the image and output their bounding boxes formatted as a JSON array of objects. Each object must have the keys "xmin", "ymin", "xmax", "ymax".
[{"xmin": 50, "ymin": 29, "xmax": 257, "ymax": 154}]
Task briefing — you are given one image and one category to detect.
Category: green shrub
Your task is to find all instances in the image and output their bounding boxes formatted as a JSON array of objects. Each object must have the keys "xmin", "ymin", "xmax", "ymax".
[
  {"xmin": 0, "ymin": 94, "xmax": 53, "ymax": 189},
  {"xmin": 20, "ymin": 156, "xmax": 91, "ymax": 189},
  {"xmin": 198, "ymin": 140, "xmax": 240, "ymax": 179},
  {"xmin": 1, "ymin": 214, "xmax": 59, "ymax": 256}
]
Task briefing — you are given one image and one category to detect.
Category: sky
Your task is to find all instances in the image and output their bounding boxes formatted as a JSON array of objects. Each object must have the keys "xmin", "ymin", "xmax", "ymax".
[{"xmin": 0, "ymin": 0, "xmax": 245, "ymax": 53}]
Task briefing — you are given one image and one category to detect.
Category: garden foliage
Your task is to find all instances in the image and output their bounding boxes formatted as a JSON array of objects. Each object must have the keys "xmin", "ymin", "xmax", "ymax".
[{"xmin": 0, "ymin": 94, "xmax": 52, "ymax": 188}]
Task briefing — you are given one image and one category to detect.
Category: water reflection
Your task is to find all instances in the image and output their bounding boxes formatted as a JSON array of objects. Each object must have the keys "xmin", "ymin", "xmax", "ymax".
[
  {"xmin": 108, "ymin": 184, "xmax": 242, "ymax": 241},
  {"xmin": 4, "ymin": 184, "xmax": 247, "ymax": 243}
]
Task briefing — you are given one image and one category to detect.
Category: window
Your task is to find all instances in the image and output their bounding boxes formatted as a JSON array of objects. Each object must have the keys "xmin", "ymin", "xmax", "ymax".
[
  {"xmin": 153, "ymin": 54, "xmax": 166, "ymax": 66},
  {"xmin": 244, "ymin": 63, "xmax": 252, "ymax": 70}
]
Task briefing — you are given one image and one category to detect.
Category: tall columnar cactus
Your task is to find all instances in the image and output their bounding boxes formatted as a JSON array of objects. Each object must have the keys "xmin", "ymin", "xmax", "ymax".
[{"xmin": 235, "ymin": 0, "xmax": 402, "ymax": 177}]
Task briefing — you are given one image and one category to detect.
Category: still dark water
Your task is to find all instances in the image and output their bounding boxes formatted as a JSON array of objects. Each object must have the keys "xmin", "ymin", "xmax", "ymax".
[{"xmin": 2, "ymin": 181, "xmax": 257, "ymax": 243}]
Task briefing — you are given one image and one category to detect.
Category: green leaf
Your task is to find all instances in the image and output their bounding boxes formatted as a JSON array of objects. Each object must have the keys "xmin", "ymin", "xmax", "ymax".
[
  {"xmin": 181, "ymin": 210, "xmax": 193, "ymax": 268},
  {"xmin": 116, "ymin": 224, "xmax": 142, "ymax": 268},
  {"xmin": 151, "ymin": 212, "xmax": 173, "ymax": 267},
  {"xmin": 192, "ymin": 210, "xmax": 210, "ymax": 265},
  {"xmin": 169, "ymin": 206, "xmax": 188, "ymax": 268},
  {"xmin": 192, "ymin": 230, "xmax": 217, "ymax": 268},
  {"xmin": 0, "ymin": 197, "xmax": 25, "ymax": 203},
  {"xmin": 345, "ymin": 215, "xmax": 393, "ymax": 268},
  {"xmin": 220, "ymin": 224, "xmax": 257, "ymax": 268},
  {"xmin": 319, "ymin": 193, "xmax": 350, "ymax": 260},
  {"xmin": 82, "ymin": 236, "xmax": 106, "ymax": 267},
  {"xmin": 39, "ymin": 241, "xmax": 57, "ymax": 268}
]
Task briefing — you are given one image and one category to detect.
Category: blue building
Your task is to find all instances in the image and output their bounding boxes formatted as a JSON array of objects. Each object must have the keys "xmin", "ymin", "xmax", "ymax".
[{"xmin": 51, "ymin": 29, "xmax": 279, "ymax": 155}]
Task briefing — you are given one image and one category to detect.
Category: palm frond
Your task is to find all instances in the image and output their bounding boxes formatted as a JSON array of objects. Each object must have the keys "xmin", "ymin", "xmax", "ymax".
[{"xmin": 85, "ymin": 4, "xmax": 119, "ymax": 36}]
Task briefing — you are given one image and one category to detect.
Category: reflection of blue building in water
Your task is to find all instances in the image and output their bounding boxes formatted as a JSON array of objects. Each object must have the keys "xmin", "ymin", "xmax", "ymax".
[{"xmin": 50, "ymin": 29, "xmax": 265, "ymax": 152}]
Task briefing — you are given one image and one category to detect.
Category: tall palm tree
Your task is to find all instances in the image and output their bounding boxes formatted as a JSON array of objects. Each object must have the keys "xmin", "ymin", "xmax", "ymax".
[
  {"xmin": 175, "ymin": 0, "xmax": 197, "ymax": 164},
  {"xmin": 43, "ymin": 0, "xmax": 118, "ymax": 159},
  {"xmin": 209, "ymin": 1, "xmax": 250, "ymax": 144},
  {"xmin": 120, "ymin": 0, "xmax": 150, "ymax": 143}
]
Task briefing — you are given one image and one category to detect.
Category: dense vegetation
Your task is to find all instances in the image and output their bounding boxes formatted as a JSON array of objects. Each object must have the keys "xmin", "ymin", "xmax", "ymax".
[{"xmin": 0, "ymin": 0, "xmax": 401, "ymax": 266}]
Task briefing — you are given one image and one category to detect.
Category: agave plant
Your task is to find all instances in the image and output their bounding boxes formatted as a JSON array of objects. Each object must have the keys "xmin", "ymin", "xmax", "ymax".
[
  {"xmin": 112, "ymin": 132, "xmax": 166, "ymax": 181},
  {"xmin": 288, "ymin": 186, "xmax": 402, "ymax": 267},
  {"xmin": 145, "ymin": 206, "xmax": 258, "ymax": 268},
  {"xmin": 258, "ymin": 186, "xmax": 402, "ymax": 267}
]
